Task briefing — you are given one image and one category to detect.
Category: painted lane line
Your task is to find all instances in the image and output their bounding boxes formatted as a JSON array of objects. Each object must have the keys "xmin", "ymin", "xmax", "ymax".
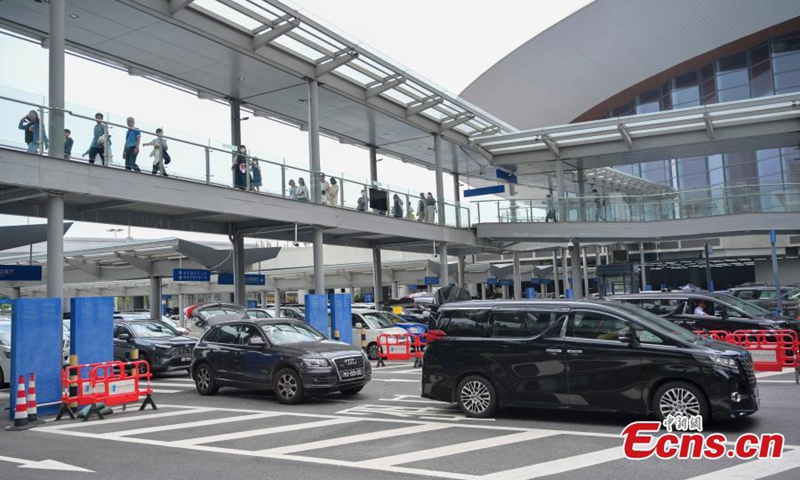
[
  {"xmin": 480, "ymin": 446, "xmax": 626, "ymax": 480},
  {"xmin": 0, "ymin": 455, "xmax": 94, "ymax": 473},
  {"xmin": 758, "ymin": 380, "xmax": 799, "ymax": 383},
  {"xmin": 152, "ymin": 389, "xmax": 183, "ymax": 394},
  {"xmin": 259, "ymin": 423, "xmax": 452, "ymax": 455},
  {"xmin": 359, "ymin": 430, "xmax": 558, "ymax": 467},
  {"xmin": 371, "ymin": 378, "xmax": 419, "ymax": 383},
  {"xmin": 101, "ymin": 412, "xmax": 280, "ymax": 438},
  {"xmin": 755, "ymin": 368, "xmax": 797, "ymax": 378},
  {"xmin": 172, "ymin": 417, "xmax": 361, "ymax": 447},
  {"xmin": 368, "ymin": 363, "xmax": 418, "ymax": 370},
  {"xmin": 35, "ymin": 407, "xmax": 210, "ymax": 431},
  {"xmin": 379, "ymin": 395, "xmax": 447, "ymax": 405},
  {"xmin": 682, "ymin": 448, "xmax": 800, "ymax": 480},
  {"xmin": 372, "ymin": 369, "xmax": 422, "ymax": 375},
  {"xmin": 147, "ymin": 382, "xmax": 196, "ymax": 388}
]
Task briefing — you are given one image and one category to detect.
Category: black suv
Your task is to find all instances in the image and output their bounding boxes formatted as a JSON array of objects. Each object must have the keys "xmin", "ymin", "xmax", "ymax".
[
  {"xmin": 423, "ymin": 300, "xmax": 758, "ymax": 421},
  {"xmin": 113, "ymin": 319, "xmax": 198, "ymax": 373},
  {"xmin": 191, "ymin": 318, "xmax": 371, "ymax": 404},
  {"xmin": 607, "ymin": 291, "xmax": 798, "ymax": 333},
  {"xmin": 728, "ymin": 286, "xmax": 800, "ymax": 319}
]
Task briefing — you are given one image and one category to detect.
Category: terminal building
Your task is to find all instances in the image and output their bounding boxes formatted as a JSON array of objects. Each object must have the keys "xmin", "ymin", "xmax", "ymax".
[{"xmin": 1, "ymin": 0, "xmax": 800, "ymax": 310}]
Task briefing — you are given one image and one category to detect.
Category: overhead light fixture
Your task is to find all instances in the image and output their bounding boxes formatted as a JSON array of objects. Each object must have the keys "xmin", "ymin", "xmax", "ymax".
[
  {"xmin": 297, "ymin": 98, "xmax": 307, "ymax": 104},
  {"xmin": 238, "ymin": 77, "xmax": 245, "ymax": 81},
  {"xmin": 68, "ymin": 14, "xmax": 80, "ymax": 19}
]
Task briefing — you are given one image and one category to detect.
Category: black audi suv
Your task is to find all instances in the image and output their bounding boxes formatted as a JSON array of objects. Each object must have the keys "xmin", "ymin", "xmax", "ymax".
[
  {"xmin": 113, "ymin": 319, "xmax": 197, "ymax": 373},
  {"xmin": 191, "ymin": 318, "xmax": 371, "ymax": 404}
]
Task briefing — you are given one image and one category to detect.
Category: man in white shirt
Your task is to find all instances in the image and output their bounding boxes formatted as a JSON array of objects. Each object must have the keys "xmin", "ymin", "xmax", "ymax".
[
  {"xmin": 693, "ymin": 300, "xmax": 709, "ymax": 316},
  {"xmin": 319, "ymin": 174, "xmax": 330, "ymax": 204}
]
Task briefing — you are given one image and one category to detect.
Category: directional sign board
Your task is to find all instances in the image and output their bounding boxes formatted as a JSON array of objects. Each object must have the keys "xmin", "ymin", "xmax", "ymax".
[
  {"xmin": 218, "ymin": 274, "xmax": 266, "ymax": 285},
  {"xmin": 498, "ymin": 279, "xmax": 514, "ymax": 286},
  {"xmin": 0, "ymin": 265, "xmax": 42, "ymax": 281},
  {"xmin": 423, "ymin": 276, "xmax": 440, "ymax": 286},
  {"xmin": 173, "ymin": 269, "xmax": 211, "ymax": 282},
  {"xmin": 486, "ymin": 278, "xmax": 499, "ymax": 285}
]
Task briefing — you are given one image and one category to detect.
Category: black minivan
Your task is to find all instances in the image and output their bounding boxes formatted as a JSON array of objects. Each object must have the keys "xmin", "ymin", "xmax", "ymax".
[{"xmin": 422, "ymin": 300, "xmax": 758, "ymax": 421}]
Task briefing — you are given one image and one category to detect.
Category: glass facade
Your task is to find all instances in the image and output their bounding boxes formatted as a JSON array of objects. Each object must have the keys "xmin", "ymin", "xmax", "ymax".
[{"xmin": 601, "ymin": 30, "xmax": 800, "ymax": 205}]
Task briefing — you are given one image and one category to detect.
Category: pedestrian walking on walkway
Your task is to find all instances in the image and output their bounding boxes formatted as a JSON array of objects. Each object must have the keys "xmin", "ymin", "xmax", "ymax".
[
  {"xmin": 319, "ymin": 174, "xmax": 330, "ymax": 204},
  {"xmin": 288, "ymin": 179, "xmax": 298, "ymax": 199},
  {"xmin": 545, "ymin": 194, "xmax": 557, "ymax": 223},
  {"xmin": 63, "ymin": 129, "xmax": 73, "ymax": 159},
  {"xmin": 145, "ymin": 128, "xmax": 168, "ymax": 176},
  {"xmin": 232, "ymin": 145, "xmax": 248, "ymax": 189},
  {"xmin": 296, "ymin": 177, "xmax": 309, "ymax": 201},
  {"xmin": 357, "ymin": 189, "xmax": 367, "ymax": 211},
  {"xmin": 406, "ymin": 198, "xmax": 415, "ymax": 221},
  {"xmin": 83, "ymin": 113, "xmax": 106, "ymax": 165},
  {"xmin": 329, "ymin": 177, "xmax": 339, "ymax": 206},
  {"xmin": 392, "ymin": 194, "xmax": 404, "ymax": 218},
  {"xmin": 251, "ymin": 159, "xmax": 262, "ymax": 192},
  {"xmin": 123, "ymin": 117, "xmax": 141, "ymax": 171},
  {"xmin": 18, "ymin": 110, "xmax": 47, "ymax": 154},
  {"xmin": 425, "ymin": 192, "xmax": 436, "ymax": 224},
  {"xmin": 417, "ymin": 193, "xmax": 426, "ymax": 223},
  {"xmin": 593, "ymin": 189, "xmax": 605, "ymax": 221}
]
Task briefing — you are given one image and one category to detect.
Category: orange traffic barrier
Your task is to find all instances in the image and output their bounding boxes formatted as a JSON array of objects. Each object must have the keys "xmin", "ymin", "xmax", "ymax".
[
  {"xmin": 410, "ymin": 333, "xmax": 426, "ymax": 368},
  {"xmin": 27, "ymin": 373, "xmax": 38, "ymax": 424},
  {"xmin": 375, "ymin": 333, "xmax": 411, "ymax": 367},
  {"xmin": 5, "ymin": 376, "xmax": 30, "ymax": 431}
]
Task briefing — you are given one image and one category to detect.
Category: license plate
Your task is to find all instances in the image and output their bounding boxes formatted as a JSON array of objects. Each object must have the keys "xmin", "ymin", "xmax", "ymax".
[
  {"xmin": 181, "ymin": 356, "xmax": 191, "ymax": 362},
  {"xmin": 341, "ymin": 368, "xmax": 363, "ymax": 379}
]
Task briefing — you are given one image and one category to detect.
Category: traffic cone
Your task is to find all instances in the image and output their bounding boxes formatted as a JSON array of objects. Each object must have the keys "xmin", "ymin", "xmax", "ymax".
[
  {"xmin": 27, "ymin": 373, "xmax": 38, "ymax": 425},
  {"xmin": 5, "ymin": 376, "xmax": 30, "ymax": 431}
]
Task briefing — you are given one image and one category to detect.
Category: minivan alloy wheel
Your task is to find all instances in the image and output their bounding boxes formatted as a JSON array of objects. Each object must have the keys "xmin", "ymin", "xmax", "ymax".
[
  {"xmin": 659, "ymin": 387, "xmax": 701, "ymax": 417},
  {"xmin": 460, "ymin": 380, "xmax": 491, "ymax": 414}
]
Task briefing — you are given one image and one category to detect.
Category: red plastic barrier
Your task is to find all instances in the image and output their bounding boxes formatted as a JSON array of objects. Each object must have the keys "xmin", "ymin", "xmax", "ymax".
[
  {"xmin": 410, "ymin": 333, "xmax": 426, "ymax": 367},
  {"xmin": 426, "ymin": 329, "xmax": 446, "ymax": 342},
  {"xmin": 693, "ymin": 330, "xmax": 729, "ymax": 342},
  {"xmin": 724, "ymin": 330, "xmax": 799, "ymax": 372},
  {"xmin": 377, "ymin": 333, "xmax": 411, "ymax": 362}
]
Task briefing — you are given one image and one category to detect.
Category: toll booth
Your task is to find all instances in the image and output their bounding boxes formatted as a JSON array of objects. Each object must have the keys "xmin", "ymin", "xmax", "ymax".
[{"xmin": 597, "ymin": 263, "xmax": 640, "ymax": 297}]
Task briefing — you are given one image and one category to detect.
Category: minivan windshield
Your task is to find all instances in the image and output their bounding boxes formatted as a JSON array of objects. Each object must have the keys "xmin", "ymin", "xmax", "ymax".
[
  {"xmin": 611, "ymin": 302, "xmax": 699, "ymax": 343},
  {"xmin": 709, "ymin": 293, "xmax": 770, "ymax": 316},
  {"xmin": 360, "ymin": 312, "xmax": 395, "ymax": 329}
]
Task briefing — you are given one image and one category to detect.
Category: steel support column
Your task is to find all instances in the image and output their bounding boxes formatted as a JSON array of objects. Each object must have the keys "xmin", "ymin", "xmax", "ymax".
[
  {"xmin": 582, "ymin": 246, "xmax": 590, "ymax": 297},
  {"xmin": 640, "ymin": 242, "xmax": 647, "ymax": 291},
  {"xmin": 369, "ymin": 145, "xmax": 378, "ymax": 184},
  {"xmin": 307, "ymin": 77, "xmax": 321, "ymax": 203},
  {"xmin": 555, "ymin": 158, "xmax": 566, "ymax": 221},
  {"xmin": 313, "ymin": 228, "xmax": 324, "ymax": 294},
  {"xmin": 149, "ymin": 277, "xmax": 162, "ymax": 320},
  {"xmin": 513, "ymin": 252, "xmax": 522, "ymax": 300},
  {"xmin": 457, "ymin": 256, "xmax": 466, "ymax": 289},
  {"xmin": 433, "ymin": 133, "xmax": 445, "ymax": 226},
  {"xmin": 509, "ymin": 183, "xmax": 518, "ymax": 222},
  {"xmin": 232, "ymin": 234, "xmax": 245, "ymax": 306},
  {"xmin": 570, "ymin": 242, "xmax": 583, "ymax": 299},
  {"xmin": 46, "ymin": 195, "xmax": 64, "ymax": 299},
  {"xmin": 372, "ymin": 248, "xmax": 383, "ymax": 309},
  {"xmin": 561, "ymin": 247, "xmax": 569, "ymax": 296},
  {"xmin": 48, "ymin": 0, "xmax": 66, "ymax": 160},
  {"xmin": 454, "ymin": 173, "xmax": 462, "ymax": 227},
  {"xmin": 231, "ymin": 98, "xmax": 242, "ymax": 186},
  {"xmin": 552, "ymin": 250, "xmax": 561, "ymax": 298},
  {"xmin": 275, "ymin": 288, "xmax": 282, "ymax": 312},
  {"xmin": 439, "ymin": 243, "xmax": 449, "ymax": 286},
  {"xmin": 178, "ymin": 293, "xmax": 185, "ymax": 329}
]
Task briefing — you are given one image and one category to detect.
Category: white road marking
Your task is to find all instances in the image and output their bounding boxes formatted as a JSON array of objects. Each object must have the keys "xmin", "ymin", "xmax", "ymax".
[
  {"xmin": 370, "ymin": 378, "xmax": 419, "ymax": 383},
  {"xmin": 358, "ymin": 429, "xmax": 557, "ymax": 467},
  {"xmin": 152, "ymin": 389, "xmax": 183, "ymax": 394},
  {"xmin": 380, "ymin": 394, "xmax": 446, "ymax": 405},
  {"xmin": 755, "ymin": 368, "xmax": 797, "ymax": 378},
  {"xmin": 172, "ymin": 417, "xmax": 360, "ymax": 447},
  {"xmin": 479, "ymin": 446, "xmax": 626, "ymax": 480},
  {"xmin": 36, "ymin": 406, "xmax": 210, "ymax": 431},
  {"xmin": 367, "ymin": 363, "xmax": 417, "ymax": 370},
  {"xmin": 372, "ymin": 368, "xmax": 421, "ymax": 374},
  {"xmin": 101, "ymin": 412, "xmax": 279, "ymax": 438},
  {"xmin": 682, "ymin": 447, "xmax": 800, "ymax": 480},
  {"xmin": 0, "ymin": 455, "xmax": 93, "ymax": 473},
  {"xmin": 147, "ymin": 382, "xmax": 196, "ymax": 388},
  {"xmin": 259, "ymin": 423, "xmax": 451, "ymax": 455},
  {"xmin": 757, "ymin": 380, "xmax": 798, "ymax": 384}
]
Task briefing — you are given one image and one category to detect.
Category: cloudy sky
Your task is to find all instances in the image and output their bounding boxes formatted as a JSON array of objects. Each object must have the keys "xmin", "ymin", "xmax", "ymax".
[{"xmin": 0, "ymin": 0, "xmax": 592, "ymax": 243}]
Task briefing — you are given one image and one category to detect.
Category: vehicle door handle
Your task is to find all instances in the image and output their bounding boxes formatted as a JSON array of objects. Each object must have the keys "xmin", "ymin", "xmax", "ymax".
[
  {"xmin": 545, "ymin": 348, "xmax": 563, "ymax": 355},
  {"xmin": 566, "ymin": 349, "xmax": 583, "ymax": 356}
]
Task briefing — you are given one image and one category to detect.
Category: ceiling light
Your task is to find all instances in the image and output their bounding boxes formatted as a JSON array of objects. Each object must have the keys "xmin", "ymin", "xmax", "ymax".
[
  {"xmin": 238, "ymin": 77, "xmax": 245, "ymax": 81},
  {"xmin": 68, "ymin": 14, "xmax": 80, "ymax": 19},
  {"xmin": 297, "ymin": 98, "xmax": 307, "ymax": 104}
]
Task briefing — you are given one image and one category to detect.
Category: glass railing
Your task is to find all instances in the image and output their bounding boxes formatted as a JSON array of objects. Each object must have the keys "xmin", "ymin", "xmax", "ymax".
[
  {"xmin": 472, "ymin": 184, "xmax": 800, "ymax": 224},
  {"xmin": 0, "ymin": 89, "xmax": 470, "ymax": 228}
]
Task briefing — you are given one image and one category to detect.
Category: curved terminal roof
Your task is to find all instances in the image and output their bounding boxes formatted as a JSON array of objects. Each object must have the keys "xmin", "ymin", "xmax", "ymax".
[{"xmin": 461, "ymin": 0, "xmax": 800, "ymax": 129}]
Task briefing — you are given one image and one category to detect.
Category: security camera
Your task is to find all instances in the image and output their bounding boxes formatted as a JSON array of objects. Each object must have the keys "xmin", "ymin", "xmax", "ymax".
[
  {"xmin": 293, "ymin": 241, "xmax": 300, "ymax": 247},
  {"xmin": 567, "ymin": 239, "xmax": 575, "ymax": 251}
]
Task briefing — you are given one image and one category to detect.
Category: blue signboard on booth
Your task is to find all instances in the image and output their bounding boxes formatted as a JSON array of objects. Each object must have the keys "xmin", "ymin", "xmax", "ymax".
[
  {"xmin": 331, "ymin": 293, "xmax": 353, "ymax": 345},
  {"xmin": 10, "ymin": 298, "xmax": 62, "ymax": 419},
  {"xmin": 0, "ymin": 265, "xmax": 42, "ymax": 281},
  {"xmin": 305, "ymin": 294, "xmax": 329, "ymax": 338},
  {"xmin": 173, "ymin": 268, "xmax": 211, "ymax": 282},
  {"xmin": 770, "ymin": 229, "xmax": 777, "ymax": 244},
  {"xmin": 363, "ymin": 293, "xmax": 373, "ymax": 303},
  {"xmin": 246, "ymin": 300, "xmax": 258, "ymax": 309},
  {"xmin": 530, "ymin": 278, "xmax": 541, "ymax": 285},
  {"xmin": 70, "ymin": 297, "xmax": 115, "ymax": 366},
  {"xmin": 218, "ymin": 274, "xmax": 266, "ymax": 285},
  {"xmin": 540, "ymin": 279, "xmax": 554, "ymax": 285},
  {"xmin": 499, "ymin": 279, "xmax": 514, "ymax": 286},
  {"xmin": 486, "ymin": 278, "xmax": 499, "ymax": 285},
  {"xmin": 424, "ymin": 276, "xmax": 440, "ymax": 286}
]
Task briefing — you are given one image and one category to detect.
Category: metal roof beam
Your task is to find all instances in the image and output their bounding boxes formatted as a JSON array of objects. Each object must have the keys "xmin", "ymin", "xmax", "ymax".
[
  {"xmin": 406, "ymin": 95, "xmax": 443, "ymax": 118},
  {"xmin": 168, "ymin": 211, "xmax": 223, "ymax": 223},
  {"xmin": 470, "ymin": 126, "xmax": 500, "ymax": 138},
  {"xmin": 440, "ymin": 113, "xmax": 475, "ymax": 133},
  {"xmin": 704, "ymin": 112, "xmax": 715, "ymax": 139},
  {"xmin": 252, "ymin": 18, "xmax": 300, "ymax": 51},
  {"xmin": 315, "ymin": 50, "xmax": 359, "ymax": 77},
  {"xmin": 540, "ymin": 134, "xmax": 560, "ymax": 157},
  {"xmin": 65, "ymin": 259, "xmax": 101, "ymax": 279},
  {"xmin": 617, "ymin": 123, "xmax": 634, "ymax": 149},
  {"xmin": 79, "ymin": 199, "xmax": 138, "ymax": 213},
  {"xmin": 169, "ymin": 0, "xmax": 195, "ymax": 15},
  {"xmin": 366, "ymin": 74, "xmax": 405, "ymax": 99},
  {"xmin": 0, "ymin": 188, "xmax": 46, "ymax": 205},
  {"xmin": 116, "ymin": 253, "xmax": 153, "ymax": 276}
]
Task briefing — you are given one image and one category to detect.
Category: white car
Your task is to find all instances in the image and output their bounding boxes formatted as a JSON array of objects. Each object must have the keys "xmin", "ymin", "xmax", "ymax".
[
  {"xmin": 0, "ymin": 319, "xmax": 70, "ymax": 386},
  {"xmin": 351, "ymin": 309, "xmax": 409, "ymax": 360}
]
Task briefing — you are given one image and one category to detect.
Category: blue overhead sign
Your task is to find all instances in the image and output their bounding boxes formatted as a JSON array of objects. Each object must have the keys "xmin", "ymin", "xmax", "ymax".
[
  {"xmin": 0, "ymin": 265, "xmax": 42, "ymax": 281},
  {"xmin": 463, "ymin": 185, "xmax": 506, "ymax": 197},
  {"xmin": 423, "ymin": 276, "xmax": 440, "ymax": 286},
  {"xmin": 218, "ymin": 273, "xmax": 266, "ymax": 286},
  {"xmin": 486, "ymin": 278, "xmax": 499, "ymax": 285},
  {"xmin": 495, "ymin": 169, "xmax": 518, "ymax": 184},
  {"xmin": 173, "ymin": 268, "xmax": 211, "ymax": 282},
  {"xmin": 499, "ymin": 279, "xmax": 515, "ymax": 286}
]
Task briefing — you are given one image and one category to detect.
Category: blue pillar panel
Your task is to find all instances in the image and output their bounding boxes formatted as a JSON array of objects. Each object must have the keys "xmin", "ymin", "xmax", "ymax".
[
  {"xmin": 10, "ymin": 298, "xmax": 62, "ymax": 419},
  {"xmin": 331, "ymin": 293, "xmax": 353, "ymax": 345},
  {"xmin": 70, "ymin": 297, "xmax": 115, "ymax": 365},
  {"xmin": 525, "ymin": 288, "xmax": 537, "ymax": 299},
  {"xmin": 305, "ymin": 294, "xmax": 330, "ymax": 338}
]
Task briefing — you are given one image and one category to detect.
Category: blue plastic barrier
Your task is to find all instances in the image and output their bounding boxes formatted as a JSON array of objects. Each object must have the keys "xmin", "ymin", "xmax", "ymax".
[
  {"xmin": 525, "ymin": 288, "xmax": 537, "ymax": 299},
  {"xmin": 330, "ymin": 293, "xmax": 352, "ymax": 345},
  {"xmin": 305, "ymin": 294, "xmax": 329, "ymax": 338},
  {"xmin": 70, "ymin": 297, "xmax": 114, "ymax": 365}
]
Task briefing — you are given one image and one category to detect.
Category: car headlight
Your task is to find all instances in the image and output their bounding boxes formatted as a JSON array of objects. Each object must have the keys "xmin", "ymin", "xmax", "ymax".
[
  {"xmin": 708, "ymin": 355, "xmax": 737, "ymax": 369},
  {"xmin": 303, "ymin": 358, "xmax": 330, "ymax": 368},
  {"xmin": 154, "ymin": 344, "xmax": 170, "ymax": 350}
]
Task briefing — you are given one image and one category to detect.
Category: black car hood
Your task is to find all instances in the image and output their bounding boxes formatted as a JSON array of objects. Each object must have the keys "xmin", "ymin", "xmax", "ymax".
[
  {"xmin": 276, "ymin": 340, "xmax": 362, "ymax": 358},
  {"xmin": 699, "ymin": 339, "xmax": 748, "ymax": 355},
  {"xmin": 139, "ymin": 336, "xmax": 197, "ymax": 346}
]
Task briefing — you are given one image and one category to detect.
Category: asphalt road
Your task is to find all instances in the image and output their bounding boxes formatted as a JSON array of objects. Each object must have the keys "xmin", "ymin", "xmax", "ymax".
[{"xmin": 1, "ymin": 364, "xmax": 799, "ymax": 480}]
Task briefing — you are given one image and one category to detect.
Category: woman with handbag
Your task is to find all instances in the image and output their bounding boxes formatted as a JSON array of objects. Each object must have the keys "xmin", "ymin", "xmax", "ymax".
[{"xmin": 232, "ymin": 145, "xmax": 248, "ymax": 189}]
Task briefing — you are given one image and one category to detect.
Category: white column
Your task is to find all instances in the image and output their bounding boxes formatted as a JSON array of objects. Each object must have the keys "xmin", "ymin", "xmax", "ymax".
[
  {"xmin": 439, "ymin": 243, "xmax": 449, "ymax": 286},
  {"xmin": 46, "ymin": 195, "xmax": 64, "ymax": 299},
  {"xmin": 433, "ymin": 133, "xmax": 445, "ymax": 226},
  {"xmin": 582, "ymin": 247, "xmax": 590, "ymax": 297},
  {"xmin": 313, "ymin": 229, "xmax": 324, "ymax": 294},
  {"xmin": 149, "ymin": 277, "xmax": 162, "ymax": 319},
  {"xmin": 48, "ymin": 0, "xmax": 66, "ymax": 160},
  {"xmin": 570, "ymin": 242, "xmax": 583, "ymax": 299},
  {"xmin": 307, "ymin": 77, "xmax": 321, "ymax": 203},
  {"xmin": 552, "ymin": 250, "xmax": 560, "ymax": 298},
  {"xmin": 513, "ymin": 252, "xmax": 522, "ymax": 300},
  {"xmin": 372, "ymin": 248, "xmax": 383, "ymax": 309},
  {"xmin": 232, "ymin": 234, "xmax": 245, "ymax": 306}
]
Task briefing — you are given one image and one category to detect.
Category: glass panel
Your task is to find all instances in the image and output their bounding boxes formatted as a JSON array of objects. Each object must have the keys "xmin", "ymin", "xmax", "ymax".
[
  {"xmin": 677, "ymin": 156, "xmax": 709, "ymax": 218},
  {"xmin": 718, "ymin": 86, "xmax": 751, "ymax": 102},
  {"xmin": 718, "ymin": 51, "xmax": 747, "ymax": 72},
  {"xmin": 716, "ymin": 70, "xmax": 749, "ymax": 89},
  {"xmin": 758, "ymin": 149, "xmax": 784, "ymax": 212},
  {"xmin": 750, "ymin": 75, "xmax": 774, "ymax": 97},
  {"xmin": 610, "ymin": 100, "xmax": 634, "ymax": 117},
  {"xmin": 674, "ymin": 71, "xmax": 698, "ymax": 89},
  {"xmin": 774, "ymin": 70, "xmax": 800, "ymax": 92},
  {"xmin": 708, "ymin": 154, "xmax": 725, "ymax": 215},
  {"xmin": 772, "ymin": 32, "xmax": 800, "ymax": 54},
  {"xmin": 659, "ymin": 82, "xmax": 672, "ymax": 110},
  {"xmin": 700, "ymin": 63, "xmax": 715, "ymax": 83},
  {"xmin": 749, "ymin": 42, "xmax": 769, "ymax": 66},
  {"xmin": 772, "ymin": 52, "xmax": 800, "ymax": 74},
  {"xmin": 671, "ymin": 87, "xmax": 699, "ymax": 107},
  {"xmin": 782, "ymin": 147, "xmax": 800, "ymax": 184}
]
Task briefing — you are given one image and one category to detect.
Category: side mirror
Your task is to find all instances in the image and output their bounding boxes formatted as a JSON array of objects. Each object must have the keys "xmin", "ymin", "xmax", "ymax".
[
  {"xmin": 248, "ymin": 336, "xmax": 266, "ymax": 346},
  {"xmin": 118, "ymin": 333, "xmax": 132, "ymax": 342},
  {"xmin": 354, "ymin": 322, "xmax": 363, "ymax": 329},
  {"xmin": 618, "ymin": 330, "xmax": 637, "ymax": 345}
]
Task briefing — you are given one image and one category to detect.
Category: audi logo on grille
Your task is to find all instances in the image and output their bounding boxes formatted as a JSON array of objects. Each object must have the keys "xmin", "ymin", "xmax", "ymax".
[{"xmin": 343, "ymin": 358, "xmax": 358, "ymax": 366}]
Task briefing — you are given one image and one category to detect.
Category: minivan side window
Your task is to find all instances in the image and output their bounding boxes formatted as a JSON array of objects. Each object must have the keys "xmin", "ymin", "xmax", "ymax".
[
  {"xmin": 567, "ymin": 311, "xmax": 629, "ymax": 341},
  {"xmin": 439, "ymin": 309, "xmax": 490, "ymax": 337},
  {"xmin": 640, "ymin": 298, "xmax": 683, "ymax": 316},
  {"xmin": 490, "ymin": 310, "xmax": 562, "ymax": 338},
  {"xmin": 735, "ymin": 290, "xmax": 755, "ymax": 300}
]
